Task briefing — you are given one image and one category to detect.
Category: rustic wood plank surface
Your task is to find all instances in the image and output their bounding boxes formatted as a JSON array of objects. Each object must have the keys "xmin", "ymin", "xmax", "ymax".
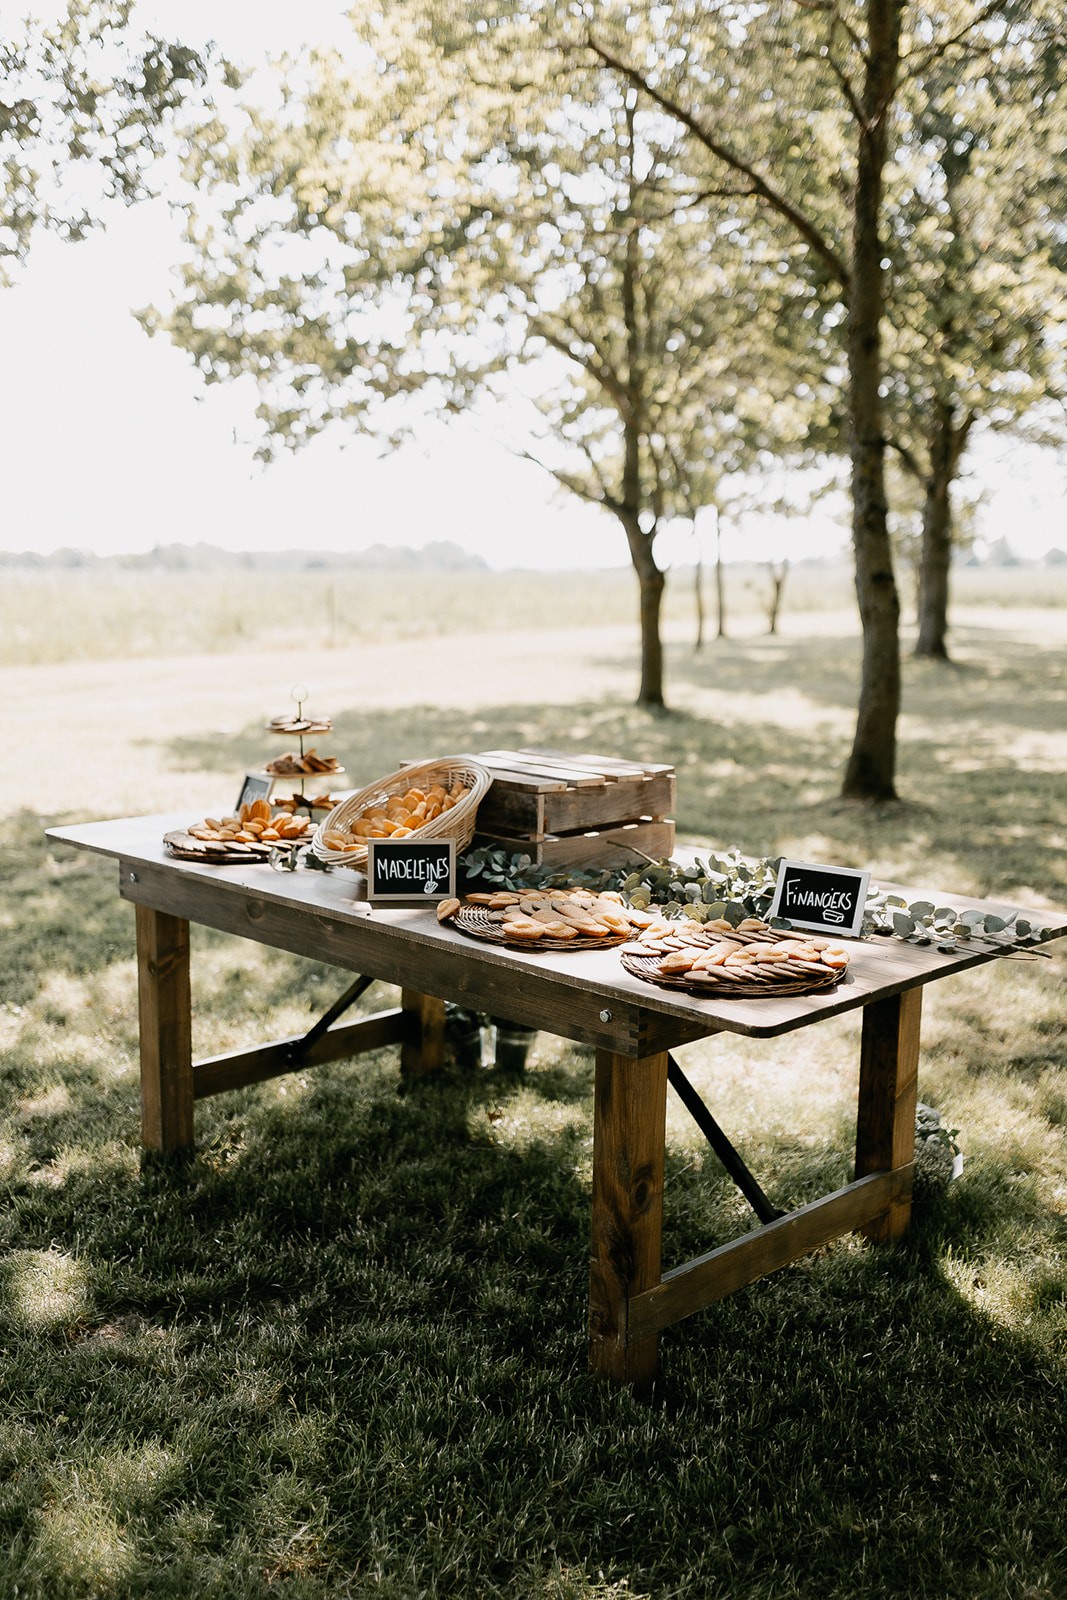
[
  {"xmin": 473, "ymin": 749, "xmax": 611, "ymax": 786},
  {"xmin": 458, "ymin": 756, "xmax": 567, "ymax": 791},
  {"xmin": 518, "ymin": 746, "xmax": 675, "ymax": 778},
  {"xmin": 49, "ymin": 815, "xmax": 1067, "ymax": 1047}
]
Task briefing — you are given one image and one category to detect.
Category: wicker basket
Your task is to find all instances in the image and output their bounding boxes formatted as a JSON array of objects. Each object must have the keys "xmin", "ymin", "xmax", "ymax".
[{"xmin": 310, "ymin": 756, "xmax": 492, "ymax": 872}]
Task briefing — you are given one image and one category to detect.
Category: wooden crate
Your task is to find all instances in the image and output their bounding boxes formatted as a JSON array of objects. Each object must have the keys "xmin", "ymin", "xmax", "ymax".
[
  {"xmin": 473, "ymin": 818, "xmax": 676, "ymax": 873},
  {"xmin": 467, "ymin": 747, "xmax": 675, "ymax": 871}
]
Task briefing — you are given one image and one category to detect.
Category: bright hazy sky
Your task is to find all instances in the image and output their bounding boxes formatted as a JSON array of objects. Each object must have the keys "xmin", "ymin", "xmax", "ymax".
[{"xmin": 0, "ymin": 0, "xmax": 1062, "ymax": 569}]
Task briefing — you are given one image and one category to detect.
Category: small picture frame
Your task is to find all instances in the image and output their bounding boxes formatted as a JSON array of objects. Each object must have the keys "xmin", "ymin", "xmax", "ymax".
[{"xmin": 235, "ymin": 771, "xmax": 275, "ymax": 812}]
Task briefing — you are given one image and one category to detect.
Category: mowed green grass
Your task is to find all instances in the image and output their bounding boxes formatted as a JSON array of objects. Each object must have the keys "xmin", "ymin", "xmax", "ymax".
[{"xmin": 2, "ymin": 567, "xmax": 1065, "ymax": 1599}]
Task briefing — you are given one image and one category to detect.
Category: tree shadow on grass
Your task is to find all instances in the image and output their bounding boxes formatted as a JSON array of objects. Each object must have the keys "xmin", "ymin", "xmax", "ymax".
[
  {"xmin": 13, "ymin": 763, "xmax": 1067, "ymax": 1596},
  {"xmin": 660, "ymin": 622, "xmax": 1066, "ymax": 735},
  {"xmin": 4, "ymin": 1041, "xmax": 1067, "ymax": 1600}
]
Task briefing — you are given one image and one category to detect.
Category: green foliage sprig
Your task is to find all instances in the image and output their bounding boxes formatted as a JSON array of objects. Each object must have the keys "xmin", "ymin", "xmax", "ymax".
[
  {"xmin": 863, "ymin": 892, "xmax": 1045, "ymax": 954},
  {"xmin": 458, "ymin": 844, "xmax": 620, "ymax": 893},
  {"xmin": 618, "ymin": 850, "xmax": 785, "ymax": 926}
]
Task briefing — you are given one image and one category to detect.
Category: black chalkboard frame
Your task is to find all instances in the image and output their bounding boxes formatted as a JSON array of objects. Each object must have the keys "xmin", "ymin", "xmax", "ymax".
[
  {"xmin": 768, "ymin": 858, "xmax": 870, "ymax": 938},
  {"xmin": 367, "ymin": 837, "xmax": 457, "ymax": 905},
  {"xmin": 235, "ymin": 771, "xmax": 275, "ymax": 812}
]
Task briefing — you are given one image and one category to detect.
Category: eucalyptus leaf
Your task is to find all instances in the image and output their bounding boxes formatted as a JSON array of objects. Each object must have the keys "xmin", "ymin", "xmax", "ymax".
[{"xmin": 892, "ymin": 912, "xmax": 917, "ymax": 935}]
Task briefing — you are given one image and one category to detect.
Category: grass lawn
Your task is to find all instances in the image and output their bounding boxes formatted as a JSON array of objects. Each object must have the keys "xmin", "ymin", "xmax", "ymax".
[{"xmin": 2, "ymin": 568, "xmax": 1065, "ymax": 1598}]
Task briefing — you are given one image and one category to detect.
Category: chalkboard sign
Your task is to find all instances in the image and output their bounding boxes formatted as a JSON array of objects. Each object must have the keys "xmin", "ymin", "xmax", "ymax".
[
  {"xmin": 768, "ymin": 859, "xmax": 870, "ymax": 938},
  {"xmin": 235, "ymin": 771, "xmax": 274, "ymax": 812},
  {"xmin": 367, "ymin": 837, "xmax": 456, "ymax": 905}
]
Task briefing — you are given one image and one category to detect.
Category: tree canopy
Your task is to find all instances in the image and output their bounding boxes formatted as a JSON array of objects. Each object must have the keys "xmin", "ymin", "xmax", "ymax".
[
  {"xmin": 139, "ymin": 3, "xmax": 835, "ymax": 706},
  {"xmin": 11, "ymin": 0, "xmax": 1060, "ymax": 790},
  {"xmin": 1, "ymin": 0, "xmax": 212, "ymax": 283}
]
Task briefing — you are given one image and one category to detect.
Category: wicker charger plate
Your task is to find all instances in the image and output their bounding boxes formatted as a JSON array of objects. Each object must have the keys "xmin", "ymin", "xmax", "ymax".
[
  {"xmin": 618, "ymin": 948, "xmax": 844, "ymax": 999},
  {"xmin": 450, "ymin": 903, "xmax": 630, "ymax": 952}
]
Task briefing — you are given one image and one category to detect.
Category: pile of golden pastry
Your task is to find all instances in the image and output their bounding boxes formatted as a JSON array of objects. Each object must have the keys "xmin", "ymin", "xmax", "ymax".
[
  {"xmin": 437, "ymin": 887, "xmax": 637, "ymax": 941},
  {"xmin": 625, "ymin": 913, "xmax": 850, "ymax": 986},
  {"xmin": 264, "ymin": 749, "xmax": 341, "ymax": 776},
  {"xmin": 272, "ymin": 792, "xmax": 338, "ymax": 815},
  {"xmin": 267, "ymin": 712, "xmax": 332, "ymax": 735},
  {"xmin": 185, "ymin": 798, "xmax": 313, "ymax": 846},
  {"xmin": 320, "ymin": 779, "xmax": 473, "ymax": 855}
]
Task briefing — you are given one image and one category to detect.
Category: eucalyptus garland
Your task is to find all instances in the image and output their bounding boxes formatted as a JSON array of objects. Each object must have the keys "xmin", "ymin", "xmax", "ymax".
[{"xmin": 458, "ymin": 843, "xmax": 1047, "ymax": 955}]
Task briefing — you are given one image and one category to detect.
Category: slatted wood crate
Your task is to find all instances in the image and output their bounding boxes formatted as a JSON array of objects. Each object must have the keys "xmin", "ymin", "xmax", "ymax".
[{"xmin": 466, "ymin": 747, "xmax": 675, "ymax": 871}]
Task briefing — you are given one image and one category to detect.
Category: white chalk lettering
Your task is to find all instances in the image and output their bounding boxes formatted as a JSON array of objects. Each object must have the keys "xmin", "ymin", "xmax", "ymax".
[
  {"xmin": 784, "ymin": 878, "xmax": 854, "ymax": 923},
  {"xmin": 378, "ymin": 854, "xmax": 449, "ymax": 881}
]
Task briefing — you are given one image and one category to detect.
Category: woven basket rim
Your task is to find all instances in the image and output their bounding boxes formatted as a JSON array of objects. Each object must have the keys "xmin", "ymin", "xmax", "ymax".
[{"xmin": 311, "ymin": 757, "xmax": 492, "ymax": 869}]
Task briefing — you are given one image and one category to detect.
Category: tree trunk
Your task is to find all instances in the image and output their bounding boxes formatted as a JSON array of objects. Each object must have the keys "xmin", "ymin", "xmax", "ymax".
[
  {"xmin": 620, "ymin": 508, "xmax": 666, "ymax": 706},
  {"xmin": 767, "ymin": 561, "xmax": 788, "ymax": 634},
  {"xmin": 715, "ymin": 532, "xmax": 726, "ymax": 639},
  {"xmin": 637, "ymin": 558, "xmax": 667, "ymax": 707},
  {"xmin": 914, "ymin": 399, "xmax": 968, "ymax": 661},
  {"xmin": 841, "ymin": 0, "xmax": 904, "ymax": 803},
  {"xmin": 616, "ymin": 110, "xmax": 666, "ymax": 710}
]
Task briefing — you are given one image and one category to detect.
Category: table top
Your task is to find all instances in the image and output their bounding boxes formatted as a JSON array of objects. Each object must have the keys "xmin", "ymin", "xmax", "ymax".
[{"xmin": 48, "ymin": 812, "xmax": 1067, "ymax": 1048}]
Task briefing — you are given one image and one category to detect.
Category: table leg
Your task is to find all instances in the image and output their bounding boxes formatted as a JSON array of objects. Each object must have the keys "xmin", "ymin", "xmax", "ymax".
[
  {"xmin": 399, "ymin": 989, "xmax": 446, "ymax": 1078},
  {"xmin": 855, "ymin": 987, "xmax": 922, "ymax": 1242},
  {"xmin": 589, "ymin": 1047, "xmax": 668, "ymax": 1389},
  {"xmin": 135, "ymin": 903, "xmax": 194, "ymax": 1152}
]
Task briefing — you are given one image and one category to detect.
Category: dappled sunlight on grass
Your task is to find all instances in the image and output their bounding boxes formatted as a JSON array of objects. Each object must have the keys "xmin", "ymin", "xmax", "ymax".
[
  {"xmin": 940, "ymin": 1254, "xmax": 1054, "ymax": 1341},
  {"xmin": 32, "ymin": 1495, "xmax": 134, "ymax": 1594},
  {"xmin": 16, "ymin": 1083, "xmax": 71, "ymax": 1119},
  {"xmin": 2, "ymin": 595, "xmax": 1065, "ymax": 1598},
  {"xmin": 1, "ymin": 1247, "xmax": 90, "ymax": 1331}
]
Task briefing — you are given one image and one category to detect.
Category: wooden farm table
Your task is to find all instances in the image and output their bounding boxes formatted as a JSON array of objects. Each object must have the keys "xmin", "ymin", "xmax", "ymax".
[{"xmin": 48, "ymin": 813, "xmax": 1066, "ymax": 1389}]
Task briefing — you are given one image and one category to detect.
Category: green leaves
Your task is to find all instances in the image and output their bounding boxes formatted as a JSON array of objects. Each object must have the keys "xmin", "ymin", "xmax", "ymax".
[
  {"xmin": 608, "ymin": 850, "xmax": 782, "ymax": 926},
  {"xmin": 1, "ymin": 2, "xmax": 215, "ymax": 282},
  {"xmin": 865, "ymin": 889, "xmax": 1044, "ymax": 953}
]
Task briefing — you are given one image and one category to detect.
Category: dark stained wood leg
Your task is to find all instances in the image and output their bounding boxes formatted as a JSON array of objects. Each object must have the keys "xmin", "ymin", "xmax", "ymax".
[
  {"xmin": 399, "ymin": 989, "xmax": 447, "ymax": 1078},
  {"xmin": 135, "ymin": 903, "xmax": 194, "ymax": 1151},
  {"xmin": 589, "ymin": 1047, "xmax": 668, "ymax": 1389},
  {"xmin": 855, "ymin": 987, "xmax": 922, "ymax": 1242}
]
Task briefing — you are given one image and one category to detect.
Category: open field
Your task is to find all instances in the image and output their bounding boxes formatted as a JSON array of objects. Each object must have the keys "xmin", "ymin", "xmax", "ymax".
[
  {"xmin": 1, "ymin": 558, "xmax": 1063, "ymax": 666},
  {"xmin": 2, "ymin": 572, "xmax": 1065, "ymax": 1598}
]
